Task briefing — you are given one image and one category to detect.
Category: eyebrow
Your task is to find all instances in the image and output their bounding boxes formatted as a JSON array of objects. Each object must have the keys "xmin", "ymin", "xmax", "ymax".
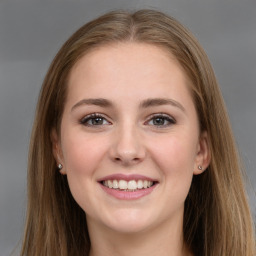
[
  {"xmin": 139, "ymin": 98, "xmax": 185, "ymax": 112},
  {"xmin": 71, "ymin": 98, "xmax": 113, "ymax": 111},
  {"xmin": 71, "ymin": 97, "xmax": 185, "ymax": 112}
]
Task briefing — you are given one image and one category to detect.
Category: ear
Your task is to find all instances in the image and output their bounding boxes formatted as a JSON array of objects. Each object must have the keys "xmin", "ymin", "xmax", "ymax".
[
  {"xmin": 193, "ymin": 131, "xmax": 211, "ymax": 175},
  {"xmin": 51, "ymin": 129, "xmax": 66, "ymax": 175}
]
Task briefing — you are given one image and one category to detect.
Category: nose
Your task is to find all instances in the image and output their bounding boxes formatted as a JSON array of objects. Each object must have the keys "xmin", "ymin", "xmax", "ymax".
[{"xmin": 109, "ymin": 124, "xmax": 146, "ymax": 166}]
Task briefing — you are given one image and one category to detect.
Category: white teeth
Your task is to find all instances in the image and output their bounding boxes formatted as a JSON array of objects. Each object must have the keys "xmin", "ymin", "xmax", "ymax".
[
  {"xmin": 119, "ymin": 180, "xmax": 128, "ymax": 189},
  {"xmin": 137, "ymin": 180, "xmax": 143, "ymax": 189},
  {"xmin": 107, "ymin": 180, "xmax": 113, "ymax": 188},
  {"xmin": 102, "ymin": 179, "xmax": 155, "ymax": 190},
  {"xmin": 128, "ymin": 180, "xmax": 137, "ymax": 190},
  {"xmin": 112, "ymin": 180, "xmax": 118, "ymax": 189}
]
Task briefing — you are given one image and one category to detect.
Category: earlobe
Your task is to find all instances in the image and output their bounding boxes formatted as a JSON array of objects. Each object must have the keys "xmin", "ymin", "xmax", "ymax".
[
  {"xmin": 193, "ymin": 131, "xmax": 211, "ymax": 175},
  {"xmin": 51, "ymin": 129, "xmax": 66, "ymax": 175}
]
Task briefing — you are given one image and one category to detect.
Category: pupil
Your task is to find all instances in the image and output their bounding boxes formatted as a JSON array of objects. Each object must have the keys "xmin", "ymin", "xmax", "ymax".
[
  {"xmin": 154, "ymin": 117, "xmax": 164, "ymax": 125},
  {"xmin": 92, "ymin": 117, "xmax": 103, "ymax": 125}
]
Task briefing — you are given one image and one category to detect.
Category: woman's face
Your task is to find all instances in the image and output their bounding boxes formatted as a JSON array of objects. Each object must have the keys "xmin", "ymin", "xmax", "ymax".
[{"xmin": 53, "ymin": 43, "xmax": 209, "ymax": 234}]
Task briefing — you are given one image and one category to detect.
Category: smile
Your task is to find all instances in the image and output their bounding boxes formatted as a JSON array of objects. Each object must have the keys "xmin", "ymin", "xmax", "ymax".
[
  {"xmin": 99, "ymin": 174, "xmax": 158, "ymax": 200},
  {"xmin": 102, "ymin": 179, "xmax": 154, "ymax": 191}
]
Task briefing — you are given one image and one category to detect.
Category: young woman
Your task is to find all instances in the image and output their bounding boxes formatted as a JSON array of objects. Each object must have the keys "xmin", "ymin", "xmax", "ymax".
[{"xmin": 21, "ymin": 9, "xmax": 255, "ymax": 256}]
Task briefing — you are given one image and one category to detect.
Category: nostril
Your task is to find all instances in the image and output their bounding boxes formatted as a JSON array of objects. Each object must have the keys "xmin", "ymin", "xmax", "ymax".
[{"xmin": 113, "ymin": 156, "xmax": 142, "ymax": 165}]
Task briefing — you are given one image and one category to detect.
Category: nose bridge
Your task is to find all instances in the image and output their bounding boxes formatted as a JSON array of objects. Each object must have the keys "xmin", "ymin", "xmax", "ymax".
[{"xmin": 110, "ymin": 120, "xmax": 145, "ymax": 165}]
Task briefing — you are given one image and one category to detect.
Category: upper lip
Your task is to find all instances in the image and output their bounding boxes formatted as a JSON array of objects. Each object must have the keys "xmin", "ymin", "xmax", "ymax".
[{"xmin": 98, "ymin": 173, "xmax": 157, "ymax": 182}]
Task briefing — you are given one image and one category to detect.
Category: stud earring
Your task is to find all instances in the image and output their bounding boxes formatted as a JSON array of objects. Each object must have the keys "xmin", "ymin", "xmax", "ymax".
[
  {"xmin": 198, "ymin": 165, "xmax": 202, "ymax": 170},
  {"xmin": 58, "ymin": 163, "xmax": 63, "ymax": 170}
]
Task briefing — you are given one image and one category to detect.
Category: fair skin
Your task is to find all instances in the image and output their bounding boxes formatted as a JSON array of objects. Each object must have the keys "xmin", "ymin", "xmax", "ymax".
[{"xmin": 52, "ymin": 43, "xmax": 210, "ymax": 256}]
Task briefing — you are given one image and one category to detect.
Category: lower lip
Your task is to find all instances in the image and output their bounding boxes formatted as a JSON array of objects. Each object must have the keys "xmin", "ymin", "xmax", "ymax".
[{"xmin": 100, "ymin": 183, "xmax": 156, "ymax": 200}]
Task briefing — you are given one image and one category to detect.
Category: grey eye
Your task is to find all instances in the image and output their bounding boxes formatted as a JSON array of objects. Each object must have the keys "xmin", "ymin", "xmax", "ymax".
[
  {"xmin": 89, "ymin": 117, "xmax": 105, "ymax": 125},
  {"xmin": 152, "ymin": 117, "xmax": 166, "ymax": 125},
  {"xmin": 147, "ymin": 115, "xmax": 176, "ymax": 127},
  {"xmin": 80, "ymin": 114, "xmax": 110, "ymax": 126}
]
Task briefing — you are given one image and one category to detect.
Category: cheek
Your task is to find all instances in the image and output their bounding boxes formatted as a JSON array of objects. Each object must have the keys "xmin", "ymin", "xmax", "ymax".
[
  {"xmin": 60, "ymin": 132, "xmax": 109, "ymax": 210},
  {"xmin": 151, "ymin": 133, "xmax": 197, "ymax": 170},
  {"xmin": 149, "ymin": 132, "xmax": 197, "ymax": 197},
  {"xmin": 62, "ymin": 133, "xmax": 109, "ymax": 175},
  {"xmin": 158, "ymin": 137, "xmax": 196, "ymax": 207}
]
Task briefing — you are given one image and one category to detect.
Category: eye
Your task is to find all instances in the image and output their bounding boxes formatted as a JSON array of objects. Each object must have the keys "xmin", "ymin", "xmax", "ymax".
[
  {"xmin": 80, "ymin": 113, "xmax": 111, "ymax": 127},
  {"xmin": 146, "ymin": 114, "xmax": 176, "ymax": 127}
]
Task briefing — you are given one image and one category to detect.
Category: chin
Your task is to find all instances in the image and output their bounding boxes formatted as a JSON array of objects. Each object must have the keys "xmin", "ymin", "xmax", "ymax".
[{"xmin": 100, "ymin": 208, "xmax": 157, "ymax": 234}]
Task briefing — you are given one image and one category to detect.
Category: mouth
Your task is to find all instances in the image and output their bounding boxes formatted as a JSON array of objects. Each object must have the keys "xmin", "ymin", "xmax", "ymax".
[
  {"xmin": 98, "ymin": 174, "xmax": 158, "ymax": 200},
  {"xmin": 100, "ymin": 179, "xmax": 157, "ymax": 191}
]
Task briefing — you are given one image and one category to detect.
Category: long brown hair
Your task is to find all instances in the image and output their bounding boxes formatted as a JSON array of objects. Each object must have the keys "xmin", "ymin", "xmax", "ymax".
[{"xmin": 21, "ymin": 10, "xmax": 255, "ymax": 255}]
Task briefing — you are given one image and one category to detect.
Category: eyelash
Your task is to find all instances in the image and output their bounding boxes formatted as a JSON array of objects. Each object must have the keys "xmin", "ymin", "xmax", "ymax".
[
  {"xmin": 80, "ymin": 113, "xmax": 111, "ymax": 127},
  {"xmin": 145, "ymin": 113, "xmax": 176, "ymax": 127},
  {"xmin": 79, "ymin": 113, "xmax": 176, "ymax": 128}
]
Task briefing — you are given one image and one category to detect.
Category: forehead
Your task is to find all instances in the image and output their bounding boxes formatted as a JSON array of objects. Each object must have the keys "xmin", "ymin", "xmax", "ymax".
[{"xmin": 66, "ymin": 42, "xmax": 193, "ymax": 106}]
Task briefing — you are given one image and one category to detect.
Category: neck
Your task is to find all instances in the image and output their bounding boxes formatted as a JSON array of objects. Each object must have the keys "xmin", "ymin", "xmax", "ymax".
[{"xmin": 87, "ymin": 214, "xmax": 192, "ymax": 256}]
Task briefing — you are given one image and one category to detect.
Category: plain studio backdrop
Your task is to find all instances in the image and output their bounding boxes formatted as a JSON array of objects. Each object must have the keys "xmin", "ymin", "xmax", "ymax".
[{"xmin": 0, "ymin": 0, "xmax": 255, "ymax": 255}]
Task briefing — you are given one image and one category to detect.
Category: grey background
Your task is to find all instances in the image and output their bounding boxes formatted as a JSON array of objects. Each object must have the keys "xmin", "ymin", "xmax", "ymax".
[{"xmin": 0, "ymin": 0, "xmax": 255, "ymax": 255}]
